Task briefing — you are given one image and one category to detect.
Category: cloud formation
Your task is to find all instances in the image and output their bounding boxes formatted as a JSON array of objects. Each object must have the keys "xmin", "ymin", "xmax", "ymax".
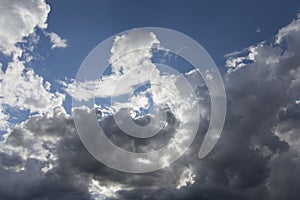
[
  {"xmin": 0, "ymin": 11, "xmax": 300, "ymax": 200},
  {"xmin": 46, "ymin": 32, "xmax": 68, "ymax": 49},
  {"xmin": 0, "ymin": 0, "xmax": 66, "ymax": 130},
  {"xmin": 0, "ymin": 0, "xmax": 50, "ymax": 56}
]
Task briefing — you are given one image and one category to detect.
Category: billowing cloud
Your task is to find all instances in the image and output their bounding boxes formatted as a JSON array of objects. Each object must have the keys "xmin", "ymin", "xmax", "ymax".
[
  {"xmin": 0, "ymin": 11, "xmax": 300, "ymax": 200},
  {"xmin": 64, "ymin": 29, "xmax": 206, "ymax": 173},
  {"xmin": 63, "ymin": 30, "xmax": 161, "ymax": 100},
  {"xmin": 0, "ymin": 0, "xmax": 50, "ymax": 56},
  {"xmin": 0, "ymin": 59, "xmax": 65, "ymax": 125},
  {"xmin": 0, "ymin": 0, "xmax": 66, "ymax": 131},
  {"xmin": 0, "ymin": 56, "xmax": 65, "ymax": 131},
  {"xmin": 0, "ymin": 106, "xmax": 202, "ymax": 199},
  {"xmin": 63, "ymin": 29, "xmax": 203, "ymax": 135}
]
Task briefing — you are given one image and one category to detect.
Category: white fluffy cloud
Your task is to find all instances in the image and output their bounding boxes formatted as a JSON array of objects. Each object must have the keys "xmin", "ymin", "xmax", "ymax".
[
  {"xmin": 225, "ymin": 14, "xmax": 300, "ymax": 74},
  {"xmin": 0, "ymin": 59, "xmax": 65, "ymax": 114},
  {"xmin": 0, "ymin": 0, "xmax": 66, "ymax": 131},
  {"xmin": 46, "ymin": 32, "xmax": 68, "ymax": 49},
  {"xmin": 0, "ymin": 0, "xmax": 50, "ymax": 56},
  {"xmin": 225, "ymin": 46, "xmax": 259, "ymax": 71},
  {"xmin": 63, "ymin": 30, "xmax": 200, "ymax": 120},
  {"xmin": 63, "ymin": 30, "xmax": 160, "ymax": 100}
]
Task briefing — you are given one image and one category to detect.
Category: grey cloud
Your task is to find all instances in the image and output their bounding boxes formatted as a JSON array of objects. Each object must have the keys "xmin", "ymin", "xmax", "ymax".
[{"xmin": 0, "ymin": 105, "xmax": 202, "ymax": 199}]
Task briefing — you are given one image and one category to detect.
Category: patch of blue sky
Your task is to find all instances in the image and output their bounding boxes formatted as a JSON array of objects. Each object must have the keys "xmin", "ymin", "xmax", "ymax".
[{"xmin": 151, "ymin": 49, "xmax": 195, "ymax": 74}]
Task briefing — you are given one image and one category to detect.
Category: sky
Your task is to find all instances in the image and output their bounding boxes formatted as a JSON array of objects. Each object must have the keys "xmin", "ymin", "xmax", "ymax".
[
  {"xmin": 30, "ymin": 0, "xmax": 300, "ymax": 112},
  {"xmin": 1, "ymin": 0, "xmax": 300, "ymax": 200}
]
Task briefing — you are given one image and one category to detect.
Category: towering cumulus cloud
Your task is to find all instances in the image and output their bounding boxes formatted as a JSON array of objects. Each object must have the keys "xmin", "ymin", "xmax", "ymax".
[{"xmin": 1, "ymin": 8, "xmax": 300, "ymax": 200}]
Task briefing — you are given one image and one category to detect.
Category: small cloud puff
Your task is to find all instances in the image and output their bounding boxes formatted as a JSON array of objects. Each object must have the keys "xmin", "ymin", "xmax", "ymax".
[{"xmin": 46, "ymin": 32, "xmax": 68, "ymax": 49}]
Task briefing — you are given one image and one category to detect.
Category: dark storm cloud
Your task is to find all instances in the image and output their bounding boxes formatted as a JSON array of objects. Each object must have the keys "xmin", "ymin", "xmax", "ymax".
[
  {"xmin": 0, "ymin": 106, "xmax": 201, "ymax": 200},
  {"xmin": 1, "ymin": 16, "xmax": 300, "ymax": 200},
  {"xmin": 100, "ymin": 109, "xmax": 179, "ymax": 153},
  {"xmin": 169, "ymin": 16, "xmax": 300, "ymax": 200}
]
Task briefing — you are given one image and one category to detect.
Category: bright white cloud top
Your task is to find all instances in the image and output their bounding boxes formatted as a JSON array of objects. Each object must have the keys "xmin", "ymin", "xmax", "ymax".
[{"xmin": 46, "ymin": 32, "xmax": 68, "ymax": 49}]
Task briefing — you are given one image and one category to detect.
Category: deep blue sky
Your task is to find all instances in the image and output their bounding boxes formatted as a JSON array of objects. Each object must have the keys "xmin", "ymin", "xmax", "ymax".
[{"xmin": 39, "ymin": 0, "xmax": 300, "ymax": 82}]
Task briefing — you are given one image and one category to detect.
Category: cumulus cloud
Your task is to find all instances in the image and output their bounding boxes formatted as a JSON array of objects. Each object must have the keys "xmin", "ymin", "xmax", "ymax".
[
  {"xmin": 196, "ymin": 13, "xmax": 300, "ymax": 200},
  {"xmin": 46, "ymin": 32, "xmax": 68, "ymax": 49},
  {"xmin": 0, "ymin": 54, "xmax": 65, "ymax": 132},
  {"xmin": 63, "ymin": 29, "xmax": 202, "ymax": 126},
  {"xmin": 65, "ymin": 29, "xmax": 205, "ymax": 173},
  {"xmin": 1, "ymin": 11, "xmax": 300, "ymax": 200},
  {"xmin": 63, "ymin": 30, "xmax": 160, "ymax": 100},
  {"xmin": 0, "ymin": 0, "xmax": 67, "ymax": 131},
  {"xmin": 0, "ymin": 0, "xmax": 50, "ymax": 56},
  {"xmin": 0, "ymin": 59, "xmax": 65, "ymax": 123},
  {"xmin": 0, "ymin": 0, "xmax": 67, "ymax": 55},
  {"xmin": 0, "ymin": 106, "xmax": 202, "ymax": 199}
]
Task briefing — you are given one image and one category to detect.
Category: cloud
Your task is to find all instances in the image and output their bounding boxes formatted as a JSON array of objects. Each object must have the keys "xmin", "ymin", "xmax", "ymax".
[
  {"xmin": 0, "ymin": 0, "xmax": 50, "ymax": 56},
  {"xmin": 46, "ymin": 32, "xmax": 68, "ymax": 49},
  {"xmin": 276, "ymin": 13, "xmax": 300, "ymax": 44},
  {"xmin": 0, "ymin": 58, "xmax": 65, "ymax": 131},
  {"xmin": 0, "ymin": 29, "xmax": 209, "ymax": 199},
  {"xmin": 1, "ymin": 12, "xmax": 300, "ymax": 200},
  {"xmin": 225, "ymin": 45, "xmax": 260, "ymax": 71},
  {"xmin": 0, "ymin": 107, "xmax": 92, "ymax": 199},
  {"xmin": 70, "ymin": 13, "xmax": 299, "ymax": 199},
  {"xmin": 65, "ymin": 29, "xmax": 206, "ymax": 173},
  {"xmin": 1, "ymin": 59, "xmax": 65, "ymax": 111},
  {"xmin": 63, "ymin": 29, "xmax": 160, "ymax": 101},
  {"xmin": 0, "ymin": 106, "xmax": 202, "ymax": 199},
  {"xmin": 63, "ymin": 29, "xmax": 203, "ymax": 126},
  {"xmin": 0, "ymin": 0, "xmax": 66, "ymax": 57},
  {"xmin": 0, "ymin": 0, "xmax": 67, "ymax": 131},
  {"xmin": 0, "ymin": 109, "xmax": 9, "ymax": 131},
  {"xmin": 192, "ymin": 13, "xmax": 300, "ymax": 200}
]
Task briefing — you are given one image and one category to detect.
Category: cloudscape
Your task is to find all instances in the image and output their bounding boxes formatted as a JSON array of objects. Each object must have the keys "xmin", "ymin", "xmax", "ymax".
[{"xmin": 0, "ymin": 0, "xmax": 300, "ymax": 200}]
